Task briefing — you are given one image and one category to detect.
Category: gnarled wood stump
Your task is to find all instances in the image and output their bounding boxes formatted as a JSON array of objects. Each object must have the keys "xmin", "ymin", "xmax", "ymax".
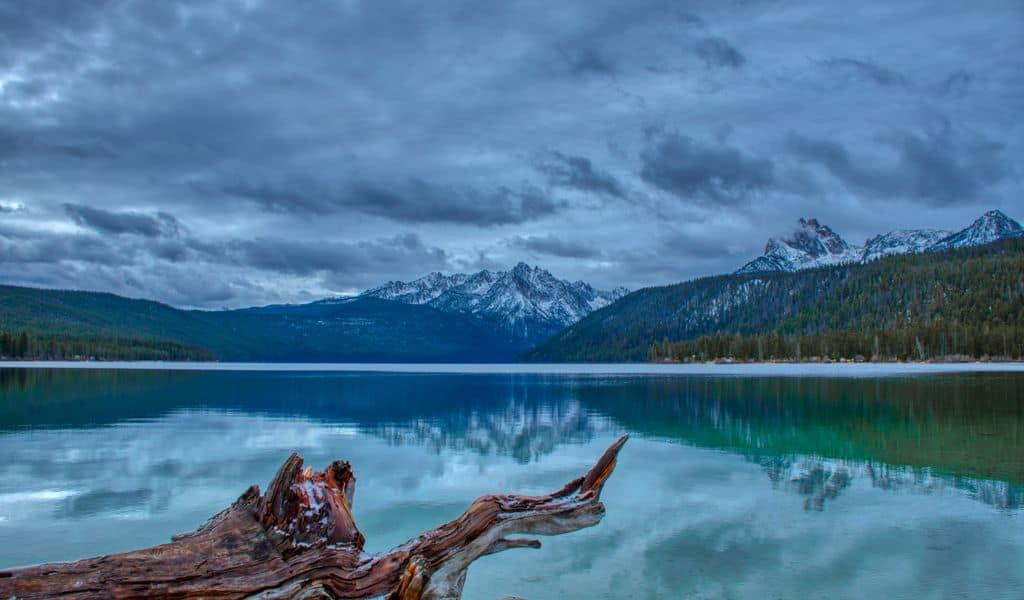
[{"xmin": 0, "ymin": 435, "xmax": 627, "ymax": 599}]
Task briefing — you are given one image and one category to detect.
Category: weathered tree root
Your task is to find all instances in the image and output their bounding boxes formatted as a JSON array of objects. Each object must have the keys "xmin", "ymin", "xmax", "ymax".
[{"xmin": 1, "ymin": 435, "xmax": 628, "ymax": 599}]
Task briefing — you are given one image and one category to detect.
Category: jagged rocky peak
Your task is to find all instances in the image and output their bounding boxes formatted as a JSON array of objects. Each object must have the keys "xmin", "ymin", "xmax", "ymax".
[
  {"xmin": 361, "ymin": 262, "xmax": 628, "ymax": 342},
  {"xmin": 860, "ymin": 229, "xmax": 951, "ymax": 263},
  {"xmin": 361, "ymin": 271, "xmax": 466, "ymax": 305},
  {"xmin": 507, "ymin": 261, "xmax": 549, "ymax": 286},
  {"xmin": 792, "ymin": 218, "xmax": 854, "ymax": 257},
  {"xmin": 737, "ymin": 217, "xmax": 860, "ymax": 274},
  {"xmin": 930, "ymin": 209, "xmax": 1023, "ymax": 251},
  {"xmin": 737, "ymin": 209, "xmax": 1022, "ymax": 274}
]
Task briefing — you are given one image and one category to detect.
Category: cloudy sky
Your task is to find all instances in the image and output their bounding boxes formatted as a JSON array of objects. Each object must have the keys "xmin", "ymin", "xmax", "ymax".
[{"xmin": 1, "ymin": 0, "xmax": 1021, "ymax": 307}]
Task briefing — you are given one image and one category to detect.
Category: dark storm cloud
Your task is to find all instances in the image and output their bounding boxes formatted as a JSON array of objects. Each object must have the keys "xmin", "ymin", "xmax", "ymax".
[
  {"xmin": 211, "ymin": 178, "xmax": 561, "ymax": 226},
  {"xmin": 348, "ymin": 181, "xmax": 561, "ymax": 226},
  {"xmin": 0, "ymin": 223, "xmax": 130, "ymax": 266},
  {"xmin": 225, "ymin": 233, "xmax": 447, "ymax": 277},
  {"xmin": 509, "ymin": 234, "xmax": 602, "ymax": 259},
  {"xmin": 209, "ymin": 181, "xmax": 326, "ymax": 217},
  {"xmin": 64, "ymin": 204, "xmax": 180, "ymax": 237},
  {"xmin": 535, "ymin": 151, "xmax": 624, "ymax": 198},
  {"xmin": 694, "ymin": 37, "xmax": 745, "ymax": 69},
  {"xmin": 640, "ymin": 131, "xmax": 774, "ymax": 204},
  {"xmin": 786, "ymin": 124, "xmax": 1009, "ymax": 205}
]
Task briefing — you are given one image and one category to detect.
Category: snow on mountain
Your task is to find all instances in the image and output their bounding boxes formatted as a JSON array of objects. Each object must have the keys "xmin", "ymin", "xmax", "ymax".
[
  {"xmin": 860, "ymin": 229, "xmax": 951, "ymax": 263},
  {"xmin": 736, "ymin": 218, "xmax": 861, "ymax": 274},
  {"xmin": 929, "ymin": 210, "xmax": 1023, "ymax": 251},
  {"xmin": 361, "ymin": 271, "xmax": 470, "ymax": 305},
  {"xmin": 737, "ymin": 210, "xmax": 1022, "ymax": 274},
  {"xmin": 361, "ymin": 263, "xmax": 628, "ymax": 342}
]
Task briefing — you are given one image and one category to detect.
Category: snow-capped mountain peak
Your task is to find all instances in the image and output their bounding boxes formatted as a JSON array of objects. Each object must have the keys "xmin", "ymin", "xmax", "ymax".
[
  {"xmin": 737, "ymin": 209, "xmax": 1022, "ymax": 274},
  {"xmin": 860, "ymin": 229, "xmax": 951, "ymax": 263},
  {"xmin": 361, "ymin": 271, "xmax": 467, "ymax": 305},
  {"xmin": 930, "ymin": 209, "xmax": 1023, "ymax": 251},
  {"xmin": 736, "ymin": 217, "xmax": 861, "ymax": 273},
  {"xmin": 360, "ymin": 263, "xmax": 628, "ymax": 342}
]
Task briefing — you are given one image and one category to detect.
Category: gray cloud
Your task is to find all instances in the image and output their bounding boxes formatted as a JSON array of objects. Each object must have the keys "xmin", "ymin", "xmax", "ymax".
[
  {"xmin": 535, "ymin": 151, "xmax": 624, "ymax": 197},
  {"xmin": 0, "ymin": 215, "xmax": 450, "ymax": 306},
  {"xmin": 565, "ymin": 48, "xmax": 617, "ymax": 77},
  {"xmin": 0, "ymin": 126, "xmax": 117, "ymax": 161},
  {"xmin": 347, "ymin": 180, "xmax": 562, "ymax": 226},
  {"xmin": 787, "ymin": 124, "xmax": 1009, "ymax": 205},
  {"xmin": 64, "ymin": 204, "xmax": 180, "ymax": 237},
  {"xmin": 509, "ymin": 234, "xmax": 602, "ymax": 259},
  {"xmin": 821, "ymin": 57, "xmax": 908, "ymax": 87},
  {"xmin": 933, "ymin": 70, "xmax": 972, "ymax": 98},
  {"xmin": 225, "ymin": 233, "xmax": 448, "ymax": 277},
  {"xmin": 211, "ymin": 178, "xmax": 561, "ymax": 226},
  {"xmin": 0, "ymin": 224, "xmax": 131, "ymax": 267},
  {"xmin": 640, "ymin": 131, "xmax": 774, "ymax": 204},
  {"xmin": 0, "ymin": 0, "xmax": 1020, "ymax": 302},
  {"xmin": 695, "ymin": 37, "xmax": 745, "ymax": 69}
]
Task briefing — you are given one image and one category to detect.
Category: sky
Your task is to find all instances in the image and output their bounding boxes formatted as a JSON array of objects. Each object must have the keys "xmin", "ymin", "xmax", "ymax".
[{"xmin": 0, "ymin": 0, "xmax": 1021, "ymax": 308}]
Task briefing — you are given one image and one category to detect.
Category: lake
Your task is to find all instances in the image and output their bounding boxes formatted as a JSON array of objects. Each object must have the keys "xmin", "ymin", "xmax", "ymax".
[{"xmin": 1, "ymin": 366, "xmax": 1022, "ymax": 598}]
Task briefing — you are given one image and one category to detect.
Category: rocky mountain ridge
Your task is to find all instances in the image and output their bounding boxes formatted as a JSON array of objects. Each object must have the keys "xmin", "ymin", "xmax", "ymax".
[
  {"xmin": 737, "ymin": 210, "xmax": 1022, "ymax": 274},
  {"xmin": 361, "ymin": 262, "xmax": 628, "ymax": 343}
]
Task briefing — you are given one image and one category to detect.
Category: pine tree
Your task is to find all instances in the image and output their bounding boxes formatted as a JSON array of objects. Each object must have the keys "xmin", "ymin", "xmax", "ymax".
[{"xmin": 16, "ymin": 331, "xmax": 29, "ymax": 358}]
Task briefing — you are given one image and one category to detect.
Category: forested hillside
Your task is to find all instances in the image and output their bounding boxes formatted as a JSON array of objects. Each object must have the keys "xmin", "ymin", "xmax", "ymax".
[
  {"xmin": 525, "ymin": 238, "xmax": 1024, "ymax": 362},
  {"xmin": 0, "ymin": 287, "xmax": 519, "ymax": 362}
]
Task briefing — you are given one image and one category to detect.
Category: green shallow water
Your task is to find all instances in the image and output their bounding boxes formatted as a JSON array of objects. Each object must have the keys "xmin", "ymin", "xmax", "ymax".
[{"xmin": 1, "ymin": 368, "xmax": 1022, "ymax": 598}]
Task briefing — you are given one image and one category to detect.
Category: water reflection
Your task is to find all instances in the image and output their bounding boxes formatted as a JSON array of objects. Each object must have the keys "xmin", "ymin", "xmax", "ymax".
[
  {"xmin": 1, "ymin": 369, "xmax": 1023, "ymax": 598},
  {"xmin": 574, "ymin": 375, "xmax": 1024, "ymax": 485},
  {"xmin": 1, "ymin": 370, "xmax": 1022, "ymax": 502}
]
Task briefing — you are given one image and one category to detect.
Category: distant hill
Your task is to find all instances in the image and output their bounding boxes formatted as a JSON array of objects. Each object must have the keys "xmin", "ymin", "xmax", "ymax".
[
  {"xmin": 0, "ymin": 287, "xmax": 519, "ymax": 362},
  {"xmin": 0, "ymin": 261, "xmax": 624, "ymax": 362},
  {"xmin": 525, "ymin": 237, "xmax": 1024, "ymax": 362}
]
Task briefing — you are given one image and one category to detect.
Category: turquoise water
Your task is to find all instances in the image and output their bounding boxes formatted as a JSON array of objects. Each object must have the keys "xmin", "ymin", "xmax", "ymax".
[{"xmin": 1, "ymin": 368, "xmax": 1022, "ymax": 598}]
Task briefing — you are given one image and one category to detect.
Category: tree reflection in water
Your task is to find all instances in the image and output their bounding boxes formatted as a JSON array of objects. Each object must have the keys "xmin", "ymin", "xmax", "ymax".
[{"xmin": 1, "ymin": 368, "xmax": 1021, "ymax": 510}]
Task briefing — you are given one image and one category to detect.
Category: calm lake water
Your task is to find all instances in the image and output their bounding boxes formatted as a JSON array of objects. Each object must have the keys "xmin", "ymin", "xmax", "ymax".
[{"xmin": 1, "ymin": 367, "xmax": 1022, "ymax": 599}]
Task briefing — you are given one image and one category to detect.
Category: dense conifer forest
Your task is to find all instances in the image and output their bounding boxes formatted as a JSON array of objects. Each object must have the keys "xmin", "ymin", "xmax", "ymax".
[
  {"xmin": 0, "ymin": 330, "xmax": 214, "ymax": 361},
  {"xmin": 526, "ymin": 238, "xmax": 1024, "ymax": 362}
]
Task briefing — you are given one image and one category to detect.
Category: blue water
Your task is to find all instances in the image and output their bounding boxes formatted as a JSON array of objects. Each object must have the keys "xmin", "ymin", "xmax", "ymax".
[{"xmin": 1, "ymin": 368, "xmax": 1022, "ymax": 598}]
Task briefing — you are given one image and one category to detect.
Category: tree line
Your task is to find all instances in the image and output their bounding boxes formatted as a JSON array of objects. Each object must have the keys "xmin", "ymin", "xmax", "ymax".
[
  {"xmin": 0, "ymin": 330, "xmax": 215, "ymax": 361},
  {"xmin": 647, "ymin": 322, "xmax": 1024, "ymax": 362}
]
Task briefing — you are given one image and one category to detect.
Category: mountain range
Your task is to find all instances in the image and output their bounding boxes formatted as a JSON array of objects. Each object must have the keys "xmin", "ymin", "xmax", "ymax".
[
  {"xmin": 527, "ymin": 234, "xmax": 1024, "ymax": 362},
  {"xmin": 359, "ymin": 262, "xmax": 627, "ymax": 344},
  {"xmin": 1, "ymin": 209, "xmax": 1020, "ymax": 363},
  {"xmin": 737, "ymin": 210, "xmax": 1022, "ymax": 274},
  {"xmin": 0, "ymin": 285, "xmax": 520, "ymax": 362},
  {"xmin": 0, "ymin": 263, "xmax": 624, "ymax": 361}
]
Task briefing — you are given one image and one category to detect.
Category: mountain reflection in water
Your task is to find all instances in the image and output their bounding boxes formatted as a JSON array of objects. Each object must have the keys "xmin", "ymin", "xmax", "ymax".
[
  {"xmin": 1, "ymin": 368, "xmax": 1022, "ymax": 598},
  {"xmin": 1, "ymin": 369, "xmax": 1021, "ymax": 509}
]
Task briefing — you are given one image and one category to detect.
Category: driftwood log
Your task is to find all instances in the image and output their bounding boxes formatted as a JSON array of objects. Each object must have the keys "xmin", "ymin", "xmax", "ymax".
[{"xmin": 1, "ymin": 435, "xmax": 627, "ymax": 599}]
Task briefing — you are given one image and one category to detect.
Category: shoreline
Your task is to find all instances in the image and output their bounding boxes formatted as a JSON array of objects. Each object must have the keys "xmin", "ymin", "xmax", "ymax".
[{"xmin": 2, "ymin": 360, "xmax": 1024, "ymax": 376}]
